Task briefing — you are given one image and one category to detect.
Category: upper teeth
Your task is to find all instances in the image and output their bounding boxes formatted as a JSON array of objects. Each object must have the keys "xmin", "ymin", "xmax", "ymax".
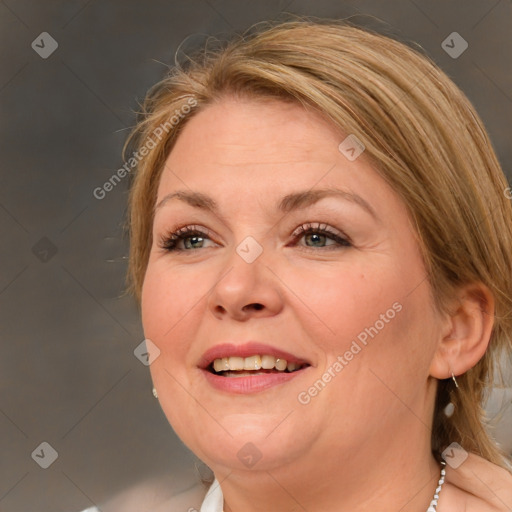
[{"xmin": 212, "ymin": 355, "xmax": 302, "ymax": 373}]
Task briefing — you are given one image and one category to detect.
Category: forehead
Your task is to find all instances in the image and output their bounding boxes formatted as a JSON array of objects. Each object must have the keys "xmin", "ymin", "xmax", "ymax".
[
  {"xmin": 165, "ymin": 97, "xmax": 343, "ymax": 170},
  {"xmin": 156, "ymin": 97, "xmax": 407, "ymax": 225}
]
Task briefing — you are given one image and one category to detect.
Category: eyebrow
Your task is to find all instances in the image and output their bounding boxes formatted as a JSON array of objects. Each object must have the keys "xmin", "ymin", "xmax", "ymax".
[{"xmin": 155, "ymin": 187, "xmax": 378, "ymax": 220}]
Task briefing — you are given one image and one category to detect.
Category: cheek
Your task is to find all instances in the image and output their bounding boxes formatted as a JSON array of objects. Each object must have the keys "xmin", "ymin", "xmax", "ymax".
[
  {"xmin": 141, "ymin": 263, "xmax": 204, "ymax": 405},
  {"xmin": 141, "ymin": 261, "xmax": 207, "ymax": 340},
  {"xmin": 281, "ymin": 263, "xmax": 404, "ymax": 350},
  {"xmin": 284, "ymin": 259, "xmax": 435, "ymax": 374}
]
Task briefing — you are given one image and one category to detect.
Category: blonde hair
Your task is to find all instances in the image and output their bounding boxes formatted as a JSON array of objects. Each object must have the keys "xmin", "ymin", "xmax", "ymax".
[{"xmin": 125, "ymin": 18, "xmax": 512, "ymax": 470}]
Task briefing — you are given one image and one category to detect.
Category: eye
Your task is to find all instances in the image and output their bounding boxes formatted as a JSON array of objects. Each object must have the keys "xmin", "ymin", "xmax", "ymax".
[
  {"xmin": 158, "ymin": 222, "xmax": 352, "ymax": 253},
  {"xmin": 290, "ymin": 222, "xmax": 351, "ymax": 250},
  {"xmin": 158, "ymin": 225, "xmax": 216, "ymax": 252}
]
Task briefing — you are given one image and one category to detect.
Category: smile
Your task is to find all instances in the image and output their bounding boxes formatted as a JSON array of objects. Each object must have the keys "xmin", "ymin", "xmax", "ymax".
[
  {"xmin": 198, "ymin": 342, "xmax": 312, "ymax": 393},
  {"xmin": 210, "ymin": 354, "xmax": 308, "ymax": 376}
]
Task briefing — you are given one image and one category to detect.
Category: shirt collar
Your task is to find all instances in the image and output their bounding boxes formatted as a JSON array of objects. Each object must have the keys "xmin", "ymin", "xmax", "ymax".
[{"xmin": 200, "ymin": 477, "xmax": 224, "ymax": 512}]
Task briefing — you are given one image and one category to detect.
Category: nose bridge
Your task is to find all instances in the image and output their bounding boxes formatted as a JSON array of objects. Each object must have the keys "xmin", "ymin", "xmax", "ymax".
[
  {"xmin": 235, "ymin": 234, "xmax": 265, "ymax": 265},
  {"xmin": 218, "ymin": 233, "xmax": 267, "ymax": 295},
  {"xmin": 207, "ymin": 232, "xmax": 283, "ymax": 318}
]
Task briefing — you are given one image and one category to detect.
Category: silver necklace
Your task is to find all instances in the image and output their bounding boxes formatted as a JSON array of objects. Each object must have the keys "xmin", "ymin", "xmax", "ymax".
[{"xmin": 426, "ymin": 461, "xmax": 447, "ymax": 511}]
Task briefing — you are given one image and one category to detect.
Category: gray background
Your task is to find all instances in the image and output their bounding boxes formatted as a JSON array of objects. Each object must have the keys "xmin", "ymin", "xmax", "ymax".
[{"xmin": 1, "ymin": 1, "xmax": 511, "ymax": 511}]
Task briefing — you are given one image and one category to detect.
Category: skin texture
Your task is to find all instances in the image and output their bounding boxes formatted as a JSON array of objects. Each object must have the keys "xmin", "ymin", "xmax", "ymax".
[{"xmin": 141, "ymin": 97, "xmax": 508, "ymax": 511}]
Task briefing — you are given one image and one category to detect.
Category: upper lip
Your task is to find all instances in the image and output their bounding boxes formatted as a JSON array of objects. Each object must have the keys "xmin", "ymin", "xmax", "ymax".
[{"xmin": 198, "ymin": 342, "xmax": 312, "ymax": 370}]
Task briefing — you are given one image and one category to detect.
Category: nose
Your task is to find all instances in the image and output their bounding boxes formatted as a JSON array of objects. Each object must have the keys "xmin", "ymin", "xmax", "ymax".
[{"xmin": 207, "ymin": 245, "xmax": 284, "ymax": 321}]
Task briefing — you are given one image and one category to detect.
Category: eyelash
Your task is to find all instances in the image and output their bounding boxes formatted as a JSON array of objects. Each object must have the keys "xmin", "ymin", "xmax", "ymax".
[{"xmin": 158, "ymin": 223, "xmax": 352, "ymax": 253}]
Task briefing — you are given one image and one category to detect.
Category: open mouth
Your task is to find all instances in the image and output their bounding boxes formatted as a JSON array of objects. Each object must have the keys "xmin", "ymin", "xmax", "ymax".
[{"xmin": 207, "ymin": 355, "xmax": 310, "ymax": 378}]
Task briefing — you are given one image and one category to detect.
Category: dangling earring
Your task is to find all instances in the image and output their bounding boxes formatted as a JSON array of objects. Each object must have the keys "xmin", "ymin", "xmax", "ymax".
[
  {"xmin": 152, "ymin": 387, "xmax": 159, "ymax": 399},
  {"xmin": 444, "ymin": 370, "xmax": 459, "ymax": 418},
  {"xmin": 443, "ymin": 401, "xmax": 455, "ymax": 417}
]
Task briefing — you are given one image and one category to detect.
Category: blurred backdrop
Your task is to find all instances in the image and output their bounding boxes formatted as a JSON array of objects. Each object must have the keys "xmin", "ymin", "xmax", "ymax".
[{"xmin": 1, "ymin": 1, "xmax": 511, "ymax": 511}]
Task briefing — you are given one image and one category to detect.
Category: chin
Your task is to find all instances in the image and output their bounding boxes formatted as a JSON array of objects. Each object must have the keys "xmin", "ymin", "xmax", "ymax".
[
  {"xmin": 197, "ymin": 436, "xmax": 306, "ymax": 473},
  {"xmin": 179, "ymin": 416, "xmax": 312, "ymax": 472}
]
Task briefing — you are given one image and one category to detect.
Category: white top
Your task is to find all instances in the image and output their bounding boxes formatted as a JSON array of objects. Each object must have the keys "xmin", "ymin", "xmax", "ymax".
[
  {"xmin": 78, "ymin": 477, "xmax": 222, "ymax": 512},
  {"xmin": 200, "ymin": 478, "xmax": 224, "ymax": 512}
]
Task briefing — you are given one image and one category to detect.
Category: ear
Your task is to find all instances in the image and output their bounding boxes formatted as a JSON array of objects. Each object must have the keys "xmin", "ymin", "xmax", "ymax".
[{"xmin": 429, "ymin": 282, "xmax": 495, "ymax": 379}]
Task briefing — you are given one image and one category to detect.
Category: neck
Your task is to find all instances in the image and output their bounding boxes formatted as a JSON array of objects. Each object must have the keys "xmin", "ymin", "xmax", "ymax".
[{"xmin": 215, "ymin": 421, "xmax": 440, "ymax": 512}]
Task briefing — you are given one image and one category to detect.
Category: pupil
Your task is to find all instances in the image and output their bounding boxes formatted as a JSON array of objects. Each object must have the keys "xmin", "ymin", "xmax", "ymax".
[
  {"xmin": 185, "ymin": 236, "xmax": 203, "ymax": 249},
  {"xmin": 307, "ymin": 233, "xmax": 325, "ymax": 246}
]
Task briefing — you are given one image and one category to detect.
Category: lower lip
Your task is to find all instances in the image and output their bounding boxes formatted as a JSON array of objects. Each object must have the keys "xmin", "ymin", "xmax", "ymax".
[{"xmin": 201, "ymin": 368, "xmax": 308, "ymax": 394}]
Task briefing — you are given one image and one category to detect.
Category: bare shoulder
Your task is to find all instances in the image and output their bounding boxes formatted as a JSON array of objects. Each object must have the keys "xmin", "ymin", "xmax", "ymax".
[{"xmin": 439, "ymin": 452, "xmax": 512, "ymax": 511}]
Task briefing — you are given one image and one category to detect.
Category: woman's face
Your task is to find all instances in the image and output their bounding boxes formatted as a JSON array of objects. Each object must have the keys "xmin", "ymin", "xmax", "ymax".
[{"xmin": 141, "ymin": 97, "xmax": 443, "ymax": 474}]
